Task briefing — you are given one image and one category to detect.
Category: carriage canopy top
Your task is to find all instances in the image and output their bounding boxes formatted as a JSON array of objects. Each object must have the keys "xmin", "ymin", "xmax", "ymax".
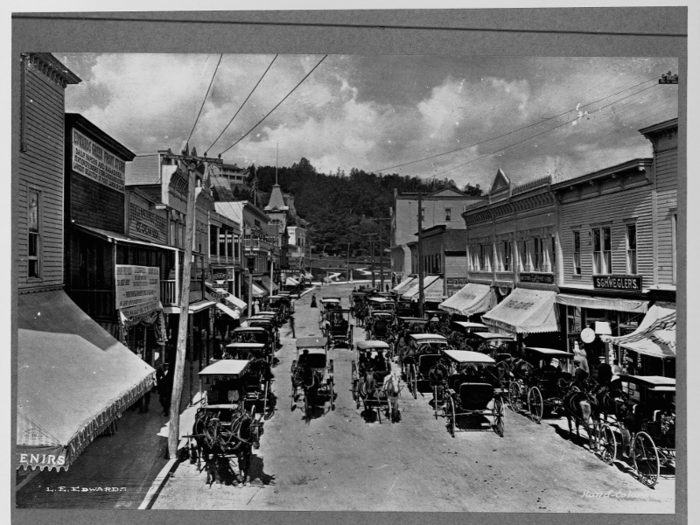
[
  {"xmin": 296, "ymin": 336, "xmax": 328, "ymax": 348},
  {"xmin": 470, "ymin": 332, "xmax": 516, "ymax": 341},
  {"xmin": 408, "ymin": 333, "xmax": 447, "ymax": 343},
  {"xmin": 320, "ymin": 297, "xmax": 342, "ymax": 303},
  {"xmin": 452, "ymin": 321, "xmax": 489, "ymax": 331},
  {"xmin": 233, "ymin": 327, "xmax": 267, "ymax": 333},
  {"xmin": 524, "ymin": 347, "xmax": 575, "ymax": 358},
  {"xmin": 226, "ymin": 343, "xmax": 266, "ymax": 350},
  {"xmin": 619, "ymin": 375, "xmax": 675, "ymax": 389},
  {"xmin": 356, "ymin": 340, "xmax": 391, "ymax": 351},
  {"xmin": 443, "ymin": 350, "xmax": 496, "ymax": 364},
  {"xmin": 199, "ymin": 359, "xmax": 251, "ymax": 377}
]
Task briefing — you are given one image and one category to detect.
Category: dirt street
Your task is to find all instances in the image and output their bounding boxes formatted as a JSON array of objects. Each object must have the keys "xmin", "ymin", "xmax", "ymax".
[{"xmin": 152, "ymin": 283, "xmax": 675, "ymax": 513}]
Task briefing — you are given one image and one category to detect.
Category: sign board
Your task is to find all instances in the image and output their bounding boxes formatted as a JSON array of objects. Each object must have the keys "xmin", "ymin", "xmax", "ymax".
[
  {"xmin": 446, "ymin": 277, "xmax": 469, "ymax": 296},
  {"xmin": 593, "ymin": 275, "xmax": 642, "ymax": 291},
  {"xmin": 72, "ymin": 129, "xmax": 125, "ymax": 193},
  {"xmin": 519, "ymin": 273, "xmax": 554, "ymax": 284},
  {"xmin": 128, "ymin": 203, "xmax": 167, "ymax": 244},
  {"xmin": 115, "ymin": 265, "xmax": 160, "ymax": 315}
]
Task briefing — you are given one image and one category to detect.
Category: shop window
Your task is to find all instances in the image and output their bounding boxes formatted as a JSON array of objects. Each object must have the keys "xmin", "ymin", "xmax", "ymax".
[
  {"xmin": 210, "ymin": 225, "xmax": 217, "ymax": 255},
  {"xmin": 27, "ymin": 189, "xmax": 41, "ymax": 278},
  {"xmin": 626, "ymin": 223, "xmax": 637, "ymax": 274},
  {"xmin": 573, "ymin": 230, "xmax": 581, "ymax": 275},
  {"xmin": 219, "ymin": 231, "xmax": 226, "ymax": 257},
  {"xmin": 445, "ymin": 208, "xmax": 452, "ymax": 221},
  {"xmin": 593, "ymin": 226, "xmax": 612, "ymax": 274}
]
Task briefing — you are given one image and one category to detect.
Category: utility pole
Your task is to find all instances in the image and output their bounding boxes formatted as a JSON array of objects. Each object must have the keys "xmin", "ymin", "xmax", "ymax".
[
  {"xmin": 346, "ymin": 242, "xmax": 351, "ymax": 282},
  {"xmin": 417, "ymin": 190, "xmax": 425, "ymax": 318},
  {"xmin": 378, "ymin": 222, "xmax": 384, "ymax": 291},
  {"xmin": 167, "ymin": 145, "xmax": 220, "ymax": 460}
]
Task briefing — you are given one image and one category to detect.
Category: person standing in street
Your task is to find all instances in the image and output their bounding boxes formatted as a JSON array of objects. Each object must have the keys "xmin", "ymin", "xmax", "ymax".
[
  {"xmin": 232, "ymin": 307, "xmax": 241, "ymax": 331},
  {"xmin": 156, "ymin": 362, "xmax": 173, "ymax": 416},
  {"xmin": 310, "ymin": 294, "xmax": 318, "ymax": 308},
  {"xmin": 289, "ymin": 314, "xmax": 296, "ymax": 338},
  {"xmin": 253, "ymin": 299, "xmax": 260, "ymax": 315}
]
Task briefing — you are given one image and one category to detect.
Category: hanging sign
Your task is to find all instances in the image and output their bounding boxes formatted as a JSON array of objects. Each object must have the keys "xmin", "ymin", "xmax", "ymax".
[{"xmin": 115, "ymin": 265, "xmax": 161, "ymax": 315}]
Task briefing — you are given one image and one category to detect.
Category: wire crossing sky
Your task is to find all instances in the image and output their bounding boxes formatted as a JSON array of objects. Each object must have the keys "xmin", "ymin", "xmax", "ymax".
[{"xmin": 60, "ymin": 53, "xmax": 677, "ymax": 189}]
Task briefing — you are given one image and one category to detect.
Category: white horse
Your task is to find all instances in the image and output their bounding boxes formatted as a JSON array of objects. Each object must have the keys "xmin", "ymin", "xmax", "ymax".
[{"xmin": 382, "ymin": 372, "xmax": 403, "ymax": 423}]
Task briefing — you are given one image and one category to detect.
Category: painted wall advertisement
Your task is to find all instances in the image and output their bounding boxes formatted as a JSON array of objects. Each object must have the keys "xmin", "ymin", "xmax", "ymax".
[
  {"xmin": 129, "ymin": 203, "xmax": 168, "ymax": 244},
  {"xmin": 115, "ymin": 265, "xmax": 161, "ymax": 317},
  {"xmin": 72, "ymin": 129, "xmax": 126, "ymax": 193},
  {"xmin": 446, "ymin": 277, "xmax": 469, "ymax": 296}
]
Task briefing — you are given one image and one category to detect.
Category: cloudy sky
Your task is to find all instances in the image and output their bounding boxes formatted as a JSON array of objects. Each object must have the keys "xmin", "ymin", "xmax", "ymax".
[{"xmin": 59, "ymin": 53, "xmax": 677, "ymax": 190}]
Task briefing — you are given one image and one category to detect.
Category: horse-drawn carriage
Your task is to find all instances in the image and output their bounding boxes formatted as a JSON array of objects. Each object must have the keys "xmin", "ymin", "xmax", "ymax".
[
  {"xmin": 323, "ymin": 307, "xmax": 353, "ymax": 349},
  {"xmin": 365, "ymin": 311, "xmax": 394, "ymax": 343},
  {"xmin": 268, "ymin": 294, "xmax": 293, "ymax": 322},
  {"xmin": 319, "ymin": 297, "xmax": 342, "ymax": 328},
  {"xmin": 595, "ymin": 375, "xmax": 675, "ymax": 487},
  {"xmin": 449, "ymin": 321, "xmax": 491, "ymax": 349},
  {"xmin": 230, "ymin": 327, "xmax": 274, "ymax": 364},
  {"xmin": 367, "ymin": 296, "xmax": 396, "ymax": 315},
  {"xmin": 220, "ymin": 344, "xmax": 275, "ymax": 417},
  {"xmin": 402, "ymin": 333, "xmax": 449, "ymax": 399},
  {"xmin": 507, "ymin": 347, "xmax": 575, "ymax": 423},
  {"xmin": 246, "ymin": 315, "xmax": 281, "ymax": 349},
  {"xmin": 351, "ymin": 340, "xmax": 401, "ymax": 423},
  {"xmin": 432, "ymin": 350, "xmax": 505, "ymax": 437},
  {"xmin": 469, "ymin": 332, "xmax": 517, "ymax": 356},
  {"xmin": 291, "ymin": 336, "xmax": 335, "ymax": 419},
  {"xmin": 190, "ymin": 360, "xmax": 264, "ymax": 485}
]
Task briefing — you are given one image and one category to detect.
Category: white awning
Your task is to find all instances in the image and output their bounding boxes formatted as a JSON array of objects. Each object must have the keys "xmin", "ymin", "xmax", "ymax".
[
  {"xmin": 392, "ymin": 276, "xmax": 416, "ymax": 293},
  {"xmin": 163, "ymin": 300, "xmax": 216, "ymax": 315},
  {"xmin": 401, "ymin": 275, "xmax": 440, "ymax": 300},
  {"xmin": 482, "ymin": 288, "xmax": 559, "ymax": 334},
  {"xmin": 608, "ymin": 305, "xmax": 676, "ymax": 359},
  {"xmin": 205, "ymin": 284, "xmax": 246, "ymax": 310},
  {"xmin": 555, "ymin": 293, "xmax": 647, "ymax": 314},
  {"xmin": 285, "ymin": 277, "xmax": 300, "ymax": 286},
  {"xmin": 439, "ymin": 282, "xmax": 497, "ymax": 316},
  {"xmin": 215, "ymin": 302, "xmax": 240, "ymax": 321},
  {"xmin": 252, "ymin": 283, "xmax": 266, "ymax": 297}
]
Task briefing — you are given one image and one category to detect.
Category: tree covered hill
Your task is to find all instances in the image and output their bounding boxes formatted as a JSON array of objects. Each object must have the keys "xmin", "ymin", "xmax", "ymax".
[{"xmin": 249, "ymin": 158, "xmax": 482, "ymax": 256}]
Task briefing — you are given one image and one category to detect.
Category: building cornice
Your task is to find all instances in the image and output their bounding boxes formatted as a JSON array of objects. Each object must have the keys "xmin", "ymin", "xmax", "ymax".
[{"xmin": 25, "ymin": 53, "xmax": 81, "ymax": 88}]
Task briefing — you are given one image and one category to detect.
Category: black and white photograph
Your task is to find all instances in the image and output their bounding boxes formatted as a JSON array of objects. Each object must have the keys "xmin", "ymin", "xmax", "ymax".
[{"xmin": 10, "ymin": 6, "xmax": 689, "ymax": 523}]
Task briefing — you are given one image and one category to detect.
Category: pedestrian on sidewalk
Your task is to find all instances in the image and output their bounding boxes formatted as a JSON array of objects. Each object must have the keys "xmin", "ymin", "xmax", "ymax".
[
  {"xmin": 289, "ymin": 314, "xmax": 296, "ymax": 338},
  {"xmin": 232, "ymin": 307, "xmax": 241, "ymax": 330},
  {"xmin": 157, "ymin": 362, "xmax": 173, "ymax": 416},
  {"xmin": 310, "ymin": 294, "xmax": 317, "ymax": 308}
]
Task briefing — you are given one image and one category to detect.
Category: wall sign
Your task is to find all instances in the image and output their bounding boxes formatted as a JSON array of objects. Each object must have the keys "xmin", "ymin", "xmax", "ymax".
[
  {"xmin": 446, "ymin": 277, "xmax": 469, "ymax": 295},
  {"xmin": 519, "ymin": 273, "xmax": 554, "ymax": 284},
  {"xmin": 129, "ymin": 203, "xmax": 167, "ymax": 244},
  {"xmin": 593, "ymin": 275, "xmax": 642, "ymax": 291},
  {"xmin": 72, "ymin": 129, "xmax": 125, "ymax": 193},
  {"xmin": 115, "ymin": 265, "xmax": 161, "ymax": 315}
]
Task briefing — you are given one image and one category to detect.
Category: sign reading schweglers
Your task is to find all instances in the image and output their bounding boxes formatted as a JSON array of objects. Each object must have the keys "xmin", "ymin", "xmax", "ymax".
[
  {"xmin": 72, "ymin": 129, "xmax": 126, "ymax": 193},
  {"xmin": 115, "ymin": 265, "xmax": 161, "ymax": 318}
]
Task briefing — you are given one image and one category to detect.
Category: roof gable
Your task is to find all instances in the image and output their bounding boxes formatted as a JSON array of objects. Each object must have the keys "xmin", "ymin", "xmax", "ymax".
[{"xmin": 489, "ymin": 169, "xmax": 511, "ymax": 203}]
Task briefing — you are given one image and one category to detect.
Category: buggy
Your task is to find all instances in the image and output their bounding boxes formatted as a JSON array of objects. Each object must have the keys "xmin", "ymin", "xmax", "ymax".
[
  {"xmin": 365, "ymin": 311, "xmax": 394, "ymax": 343},
  {"xmin": 323, "ymin": 307, "xmax": 354, "ymax": 349},
  {"xmin": 403, "ymin": 333, "xmax": 450, "ymax": 399},
  {"xmin": 230, "ymin": 327, "xmax": 274, "ymax": 364},
  {"xmin": 433, "ymin": 350, "xmax": 505, "ymax": 437},
  {"xmin": 351, "ymin": 340, "xmax": 401, "ymax": 423},
  {"xmin": 291, "ymin": 336, "xmax": 335, "ymax": 419}
]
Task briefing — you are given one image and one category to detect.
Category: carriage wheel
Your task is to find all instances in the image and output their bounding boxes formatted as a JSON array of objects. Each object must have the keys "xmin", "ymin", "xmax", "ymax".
[
  {"xmin": 493, "ymin": 396, "xmax": 505, "ymax": 437},
  {"xmin": 434, "ymin": 385, "xmax": 439, "ymax": 420},
  {"xmin": 330, "ymin": 382, "xmax": 335, "ymax": 411},
  {"xmin": 447, "ymin": 396, "xmax": 456, "ymax": 438},
  {"xmin": 508, "ymin": 382, "xmax": 522, "ymax": 413},
  {"xmin": 595, "ymin": 423, "xmax": 617, "ymax": 465},
  {"xmin": 633, "ymin": 431, "xmax": 660, "ymax": 488},
  {"xmin": 411, "ymin": 365, "xmax": 418, "ymax": 399},
  {"xmin": 527, "ymin": 386, "xmax": 544, "ymax": 424}
]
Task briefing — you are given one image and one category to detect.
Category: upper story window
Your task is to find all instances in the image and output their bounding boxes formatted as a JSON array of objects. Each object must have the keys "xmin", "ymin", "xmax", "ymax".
[
  {"xmin": 626, "ymin": 223, "xmax": 637, "ymax": 274},
  {"xmin": 532, "ymin": 237, "xmax": 542, "ymax": 272},
  {"xmin": 573, "ymin": 230, "xmax": 581, "ymax": 275},
  {"xmin": 27, "ymin": 189, "xmax": 40, "ymax": 278},
  {"xmin": 517, "ymin": 239, "xmax": 527, "ymax": 272},
  {"xmin": 445, "ymin": 208, "xmax": 452, "ymax": 221},
  {"xmin": 498, "ymin": 240, "xmax": 512, "ymax": 272},
  {"xmin": 593, "ymin": 226, "xmax": 612, "ymax": 275},
  {"xmin": 551, "ymin": 235, "xmax": 557, "ymax": 273}
]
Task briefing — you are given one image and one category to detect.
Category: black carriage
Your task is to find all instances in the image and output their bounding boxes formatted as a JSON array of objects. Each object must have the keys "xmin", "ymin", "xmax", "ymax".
[
  {"xmin": 365, "ymin": 311, "xmax": 394, "ymax": 343},
  {"xmin": 469, "ymin": 332, "xmax": 517, "ymax": 356},
  {"xmin": 433, "ymin": 350, "xmax": 505, "ymax": 437},
  {"xmin": 230, "ymin": 327, "xmax": 274, "ymax": 364},
  {"xmin": 508, "ymin": 347, "xmax": 575, "ymax": 423},
  {"xmin": 319, "ymin": 297, "xmax": 343, "ymax": 328},
  {"xmin": 290, "ymin": 336, "xmax": 335, "ymax": 418},
  {"xmin": 191, "ymin": 360, "xmax": 264, "ymax": 483},
  {"xmin": 596, "ymin": 375, "xmax": 675, "ymax": 488},
  {"xmin": 367, "ymin": 296, "xmax": 396, "ymax": 315},
  {"xmin": 268, "ymin": 295, "xmax": 292, "ymax": 322},
  {"xmin": 323, "ymin": 307, "xmax": 353, "ymax": 349},
  {"xmin": 449, "ymin": 321, "xmax": 491, "ymax": 349},
  {"xmin": 403, "ymin": 333, "xmax": 450, "ymax": 399},
  {"xmin": 351, "ymin": 340, "xmax": 399, "ymax": 423},
  {"xmin": 247, "ymin": 315, "xmax": 281, "ymax": 349}
]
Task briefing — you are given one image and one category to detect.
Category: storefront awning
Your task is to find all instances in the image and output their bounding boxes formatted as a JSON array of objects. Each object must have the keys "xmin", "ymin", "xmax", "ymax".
[
  {"xmin": 215, "ymin": 302, "xmax": 240, "ymax": 321},
  {"xmin": 392, "ymin": 276, "xmax": 416, "ymax": 294},
  {"xmin": 260, "ymin": 276, "xmax": 278, "ymax": 293},
  {"xmin": 402, "ymin": 275, "xmax": 440, "ymax": 300},
  {"xmin": 285, "ymin": 277, "xmax": 299, "ymax": 286},
  {"xmin": 17, "ymin": 291, "xmax": 155, "ymax": 471},
  {"xmin": 163, "ymin": 300, "xmax": 216, "ymax": 315},
  {"xmin": 608, "ymin": 305, "xmax": 676, "ymax": 358},
  {"xmin": 205, "ymin": 283, "xmax": 246, "ymax": 310},
  {"xmin": 482, "ymin": 288, "xmax": 559, "ymax": 334},
  {"xmin": 423, "ymin": 278, "xmax": 445, "ymax": 302},
  {"xmin": 252, "ymin": 283, "xmax": 267, "ymax": 297},
  {"xmin": 555, "ymin": 293, "xmax": 647, "ymax": 314},
  {"xmin": 439, "ymin": 282, "xmax": 497, "ymax": 316}
]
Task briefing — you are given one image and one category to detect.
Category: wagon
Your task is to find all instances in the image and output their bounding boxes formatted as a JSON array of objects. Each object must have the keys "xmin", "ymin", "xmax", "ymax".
[
  {"xmin": 323, "ymin": 307, "xmax": 354, "ymax": 349},
  {"xmin": 596, "ymin": 375, "xmax": 675, "ymax": 488},
  {"xmin": 508, "ymin": 347, "xmax": 575, "ymax": 422},
  {"xmin": 403, "ymin": 333, "xmax": 450, "ymax": 399},
  {"xmin": 351, "ymin": 340, "xmax": 400, "ymax": 423},
  {"xmin": 365, "ymin": 311, "xmax": 394, "ymax": 343},
  {"xmin": 230, "ymin": 327, "xmax": 274, "ymax": 364},
  {"xmin": 218, "ymin": 346, "xmax": 275, "ymax": 418},
  {"xmin": 291, "ymin": 336, "xmax": 335, "ymax": 418},
  {"xmin": 433, "ymin": 350, "xmax": 505, "ymax": 437}
]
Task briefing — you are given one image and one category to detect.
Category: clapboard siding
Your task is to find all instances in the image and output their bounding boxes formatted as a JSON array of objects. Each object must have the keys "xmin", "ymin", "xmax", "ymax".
[
  {"xmin": 446, "ymin": 254, "xmax": 468, "ymax": 277},
  {"xmin": 559, "ymin": 184, "xmax": 653, "ymax": 288},
  {"xmin": 654, "ymin": 143, "xmax": 678, "ymax": 285},
  {"xmin": 17, "ymin": 60, "xmax": 67, "ymax": 291},
  {"xmin": 69, "ymin": 172, "xmax": 125, "ymax": 233}
]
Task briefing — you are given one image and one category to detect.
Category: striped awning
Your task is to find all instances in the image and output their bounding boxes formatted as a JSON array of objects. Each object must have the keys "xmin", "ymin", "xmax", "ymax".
[
  {"xmin": 482, "ymin": 288, "xmax": 559, "ymax": 334},
  {"xmin": 439, "ymin": 282, "xmax": 496, "ymax": 316},
  {"xmin": 608, "ymin": 305, "xmax": 676, "ymax": 358}
]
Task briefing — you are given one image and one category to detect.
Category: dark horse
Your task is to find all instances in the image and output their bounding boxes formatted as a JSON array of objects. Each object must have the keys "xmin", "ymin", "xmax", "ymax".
[
  {"xmin": 192, "ymin": 405, "xmax": 261, "ymax": 486},
  {"xmin": 293, "ymin": 364, "xmax": 323, "ymax": 420}
]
